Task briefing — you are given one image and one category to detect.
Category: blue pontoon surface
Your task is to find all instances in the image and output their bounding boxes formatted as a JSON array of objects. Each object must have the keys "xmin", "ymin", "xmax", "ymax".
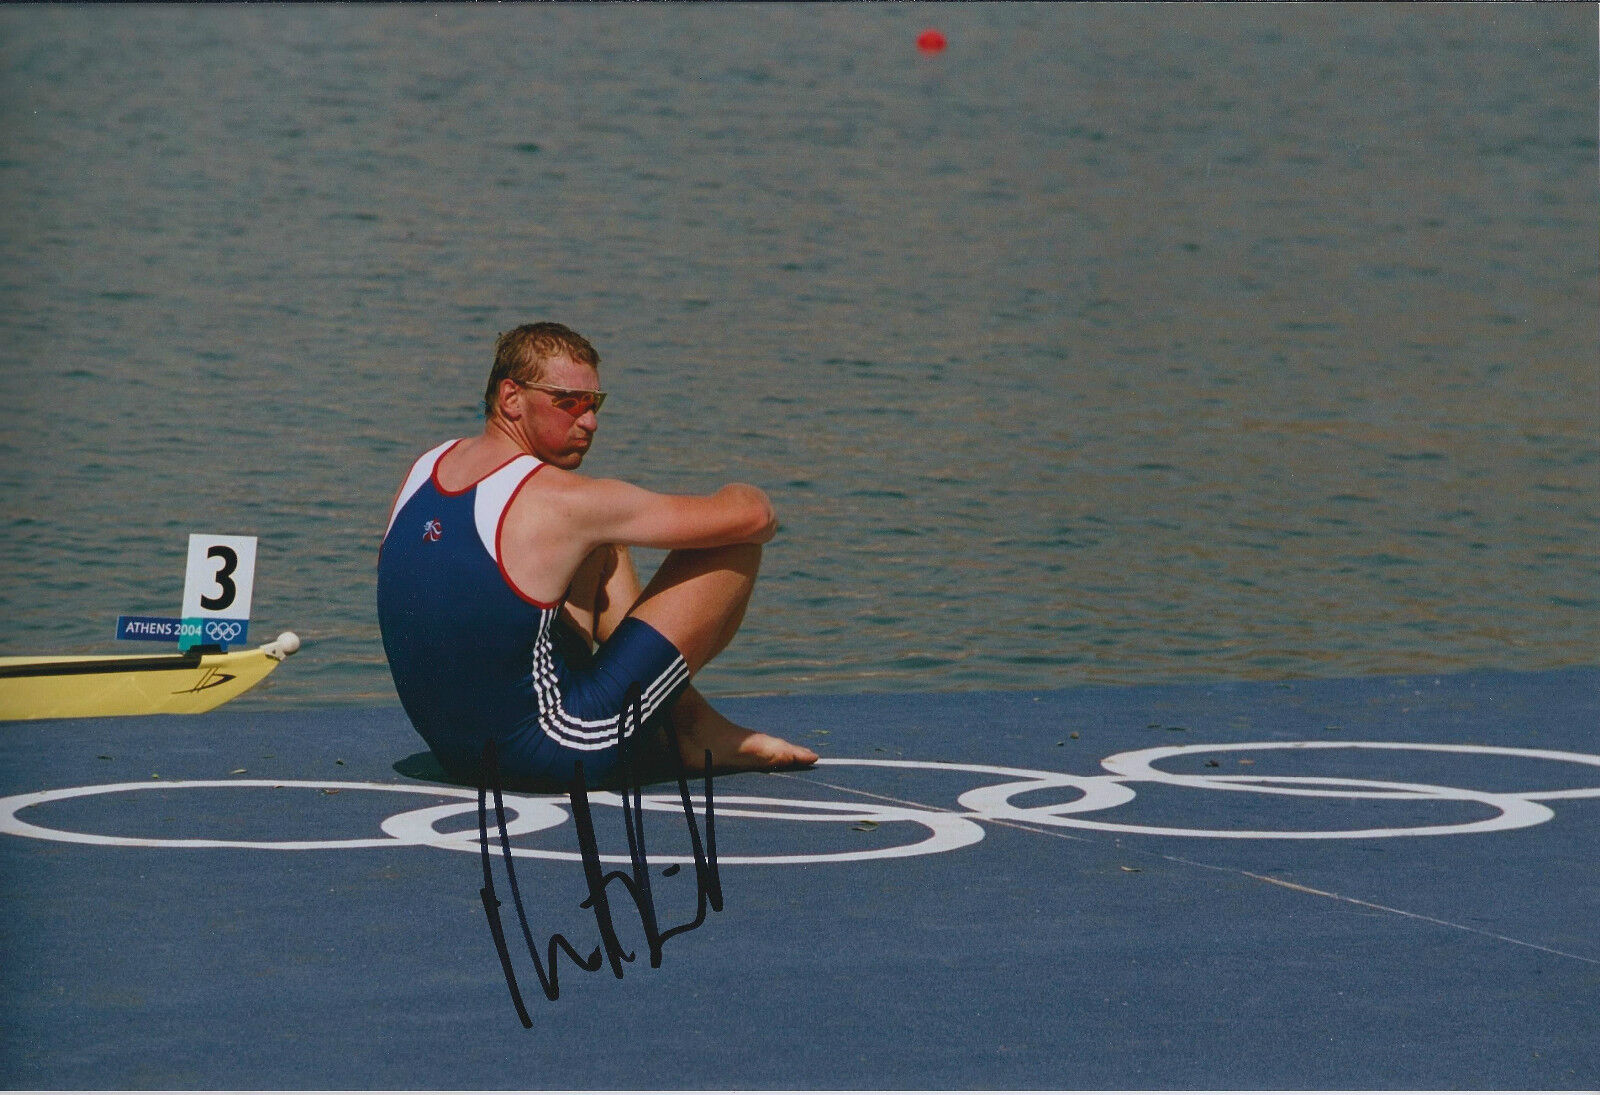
[{"xmin": 2, "ymin": 668, "xmax": 1595, "ymax": 1089}]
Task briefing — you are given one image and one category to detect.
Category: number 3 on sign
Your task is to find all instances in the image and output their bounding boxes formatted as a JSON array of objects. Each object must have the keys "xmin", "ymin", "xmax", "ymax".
[{"xmin": 181, "ymin": 534, "xmax": 257, "ymax": 623}]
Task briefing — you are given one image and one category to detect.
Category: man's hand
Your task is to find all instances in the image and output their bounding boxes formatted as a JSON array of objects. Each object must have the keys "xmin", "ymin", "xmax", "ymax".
[{"xmin": 714, "ymin": 483, "xmax": 778, "ymax": 544}]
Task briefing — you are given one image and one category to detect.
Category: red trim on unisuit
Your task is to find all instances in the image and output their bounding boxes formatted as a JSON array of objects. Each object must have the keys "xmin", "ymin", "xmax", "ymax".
[
  {"xmin": 494, "ymin": 463, "xmax": 561, "ymax": 609},
  {"xmin": 431, "ymin": 439, "xmax": 529, "ymax": 498}
]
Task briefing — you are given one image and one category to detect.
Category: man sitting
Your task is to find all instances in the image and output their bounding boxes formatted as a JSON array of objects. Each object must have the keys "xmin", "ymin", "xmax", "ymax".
[{"xmin": 377, "ymin": 322, "xmax": 818, "ymax": 787}]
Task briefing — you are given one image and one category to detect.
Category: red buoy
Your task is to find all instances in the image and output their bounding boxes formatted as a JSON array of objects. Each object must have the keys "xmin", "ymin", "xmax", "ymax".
[{"xmin": 917, "ymin": 28, "xmax": 947, "ymax": 53}]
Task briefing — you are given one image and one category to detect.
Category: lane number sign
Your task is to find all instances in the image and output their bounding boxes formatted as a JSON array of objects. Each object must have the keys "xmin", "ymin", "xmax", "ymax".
[{"xmin": 178, "ymin": 534, "xmax": 257, "ymax": 651}]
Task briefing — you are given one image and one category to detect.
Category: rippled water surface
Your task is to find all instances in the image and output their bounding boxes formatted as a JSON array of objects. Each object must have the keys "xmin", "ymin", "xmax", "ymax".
[{"xmin": 1, "ymin": 4, "xmax": 1595, "ymax": 710}]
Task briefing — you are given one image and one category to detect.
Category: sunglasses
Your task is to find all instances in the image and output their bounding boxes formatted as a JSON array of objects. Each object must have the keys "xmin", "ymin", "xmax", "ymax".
[{"xmin": 519, "ymin": 381, "xmax": 607, "ymax": 417}]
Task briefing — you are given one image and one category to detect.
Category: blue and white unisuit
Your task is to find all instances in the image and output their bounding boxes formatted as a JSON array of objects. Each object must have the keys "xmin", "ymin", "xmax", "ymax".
[{"xmin": 376, "ymin": 440, "xmax": 690, "ymax": 787}]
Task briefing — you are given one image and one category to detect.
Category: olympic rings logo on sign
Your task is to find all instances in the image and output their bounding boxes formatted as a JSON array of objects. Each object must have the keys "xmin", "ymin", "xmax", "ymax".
[
  {"xmin": 3, "ymin": 743, "xmax": 1598, "ymax": 865},
  {"xmin": 204, "ymin": 620, "xmax": 243, "ymax": 642}
]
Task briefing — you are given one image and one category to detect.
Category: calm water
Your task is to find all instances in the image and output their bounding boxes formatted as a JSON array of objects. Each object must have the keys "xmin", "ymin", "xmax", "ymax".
[{"xmin": 1, "ymin": 4, "xmax": 1595, "ymax": 711}]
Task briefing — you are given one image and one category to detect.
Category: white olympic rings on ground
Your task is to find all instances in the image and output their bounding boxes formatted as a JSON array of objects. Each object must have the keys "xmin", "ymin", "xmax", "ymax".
[
  {"xmin": 1, "ymin": 743, "xmax": 1597, "ymax": 865},
  {"xmin": 0, "ymin": 780, "xmax": 568, "ymax": 851}
]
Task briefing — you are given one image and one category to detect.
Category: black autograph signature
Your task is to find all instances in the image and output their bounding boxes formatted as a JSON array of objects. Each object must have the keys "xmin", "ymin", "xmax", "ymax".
[{"xmin": 475, "ymin": 690, "xmax": 722, "ymax": 1024}]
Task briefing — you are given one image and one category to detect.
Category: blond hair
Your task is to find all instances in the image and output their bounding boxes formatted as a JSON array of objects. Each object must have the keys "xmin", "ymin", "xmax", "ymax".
[{"xmin": 482, "ymin": 322, "xmax": 600, "ymax": 418}]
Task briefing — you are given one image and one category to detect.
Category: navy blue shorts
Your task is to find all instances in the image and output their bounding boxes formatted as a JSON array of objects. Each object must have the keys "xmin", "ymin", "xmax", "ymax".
[{"xmin": 497, "ymin": 616, "xmax": 692, "ymax": 788}]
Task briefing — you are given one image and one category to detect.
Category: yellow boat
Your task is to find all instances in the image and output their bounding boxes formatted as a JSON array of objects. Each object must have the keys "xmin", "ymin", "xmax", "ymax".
[{"xmin": 0, "ymin": 632, "xmax": 300, "ymax": 721}]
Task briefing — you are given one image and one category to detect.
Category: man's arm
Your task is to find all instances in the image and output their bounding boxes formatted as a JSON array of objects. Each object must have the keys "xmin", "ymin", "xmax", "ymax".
[
  {"xmin": 540, "ymin": 470, "xmax": 778, "ymax": 554},
  {"xmin": 500, "ymin": 469, "xmax": 777, "ymax": 610}
]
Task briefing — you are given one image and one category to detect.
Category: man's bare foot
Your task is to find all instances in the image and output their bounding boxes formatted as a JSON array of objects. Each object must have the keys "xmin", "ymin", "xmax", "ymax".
[{"xmin": 670, "ymin": 687, "xmax": 819, "ymax": 773}]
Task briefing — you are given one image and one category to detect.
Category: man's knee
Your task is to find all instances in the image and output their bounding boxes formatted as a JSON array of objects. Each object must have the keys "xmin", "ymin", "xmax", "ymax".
[{"xmin": 608, "ymin": 542, "xmax": 636, "ymax": 572}]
